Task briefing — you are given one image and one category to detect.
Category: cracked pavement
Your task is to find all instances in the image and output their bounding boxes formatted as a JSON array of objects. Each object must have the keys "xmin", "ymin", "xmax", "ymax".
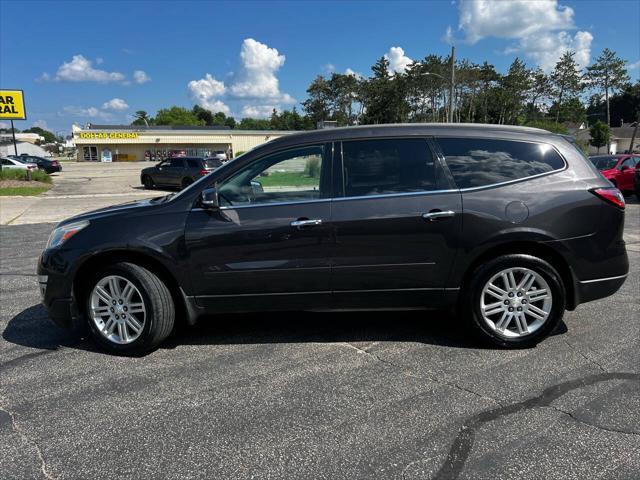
[{"xmin": 0, "ymin": 200, "xmax": 638, "ymax": 479}]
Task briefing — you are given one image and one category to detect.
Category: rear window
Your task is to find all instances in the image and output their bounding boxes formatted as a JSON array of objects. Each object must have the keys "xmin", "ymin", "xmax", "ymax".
[
  {"xmin": 341, "ymin": 138, "xmax": 437, "ymax": 197},
  {"xmin": 437, "ymin": 138, "xmax": 565, "ymax": 189},
  {"xmin": 590, "ymin": 156, "xmax": 619, "ymax": 170},
  {"xmin": 187, "ymin": 159, "xmax": 201, "ymax": 168}
]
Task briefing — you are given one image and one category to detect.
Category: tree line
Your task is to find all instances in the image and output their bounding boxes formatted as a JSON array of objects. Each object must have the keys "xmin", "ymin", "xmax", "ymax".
[{"xmin": 131, "ymin": 47, "xmax": 638, "ymax": 137}]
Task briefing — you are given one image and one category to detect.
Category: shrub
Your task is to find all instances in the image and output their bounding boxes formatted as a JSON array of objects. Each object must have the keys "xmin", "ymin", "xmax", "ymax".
[
  {"xmin": 0, "ymin": 168, "xmax": 52, "ymax": 183},
  {"xmin": 305, "ymin": 157, "xmax": 321, "ymax": 178}
]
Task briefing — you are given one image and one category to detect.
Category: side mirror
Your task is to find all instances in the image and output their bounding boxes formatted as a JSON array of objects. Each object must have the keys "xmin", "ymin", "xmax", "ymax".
[
  {"xmin": 250, "ymin": 180, "xmax": 264, "ymax": 194},
  {"xmin": 200, "ymin": 187, "xmax": 219, "ymax": 209}
]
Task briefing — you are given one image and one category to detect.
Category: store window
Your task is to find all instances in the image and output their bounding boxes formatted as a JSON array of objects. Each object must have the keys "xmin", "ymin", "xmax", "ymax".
[{"xmin": 83, "ymin": 146, "xmax": 98, "ymax": 161}]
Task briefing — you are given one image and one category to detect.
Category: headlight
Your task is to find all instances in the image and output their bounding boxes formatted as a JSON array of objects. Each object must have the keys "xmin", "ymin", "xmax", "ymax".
[{"xmin": 47, "ymin": 221, "xmax": 89, "ymax": 248}]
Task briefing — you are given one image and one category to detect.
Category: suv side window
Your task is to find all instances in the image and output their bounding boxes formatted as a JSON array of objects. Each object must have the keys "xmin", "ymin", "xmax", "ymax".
[
  {"xmin": 437, "ymin": 137, "xmax": 565, "ymax": 189},
  {"xmin": 169, "ymin": 158, "xmax": 185, "ymax": 168},
  {"xmin": 341, "ymin": 138, "xmax": 437, "ymax": 197},
  {"xmin": 218, "ymin": 145, "xmax": 326, "ymax": 207},
  {"xmin": 187, "ymin": 159, "xmax": 200, "ymax": 168}
]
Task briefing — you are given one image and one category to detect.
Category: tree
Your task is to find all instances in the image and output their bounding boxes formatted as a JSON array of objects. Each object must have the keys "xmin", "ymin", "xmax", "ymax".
[
  {"xmin": 589, "ymin": 121, "xmax": 610, "ymax": 153},
  {"xmin": 550, "ymin": 51, "xmax": 583, "ymax": 123},
  {"xmin": 131, "ymin": 110, "xmax": 152, "ymax": 126},
  {"xmin": 22, "ymin": 126, "xmax": 57, "ymax": 143},
  {"xmin": 498, "ymin": 58, "xmax": 532, "ymax": 124},
  {"xmin": 585, "ymin": 48, "xmax": 630, "ymax": 127},
  {"xmin": 154, "ymin": 106, "xmax": 204, "ymax": 126},
  {"xmin": 237, "ymin": 118, "xmax": 271, "ymax": 130},
  {"xmin": 192, "ymin": 105, "xmax": 214, "ymax": 125}
]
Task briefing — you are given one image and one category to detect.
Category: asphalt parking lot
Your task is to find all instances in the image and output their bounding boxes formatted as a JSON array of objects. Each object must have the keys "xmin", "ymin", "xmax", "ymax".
[{"xmin": 0, "ymin": 165, "xmax": 639, "ymax": 479}]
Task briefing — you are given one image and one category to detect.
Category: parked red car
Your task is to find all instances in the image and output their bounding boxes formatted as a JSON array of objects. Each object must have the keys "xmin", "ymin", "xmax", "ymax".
[{"xmin": 589, "ymin": 154, "xmax": 640, "ymax": 195}]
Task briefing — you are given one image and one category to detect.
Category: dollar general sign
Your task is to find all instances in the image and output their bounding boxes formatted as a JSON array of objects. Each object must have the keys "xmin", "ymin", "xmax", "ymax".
[{"xmin": 0, "ymin": 90, "xmax": 27, "ymax": 120}]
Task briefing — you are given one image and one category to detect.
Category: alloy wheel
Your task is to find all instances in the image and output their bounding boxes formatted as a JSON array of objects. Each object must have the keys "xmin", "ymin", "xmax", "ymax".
[
  {"xmin": 89, "ymin": 275, "xmax": 146, "ymax": 344},
  {"xmin": 480, "ymin": 267, "xmax": 552, "ymax": 338}
]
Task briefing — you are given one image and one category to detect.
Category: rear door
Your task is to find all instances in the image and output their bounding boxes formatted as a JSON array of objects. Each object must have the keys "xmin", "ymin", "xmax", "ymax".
[
  {"xmin": 330, "ymin": 137, "xmax": 462, "ymax": 308},
  {"xmin": 618, "ymin": 156, "xmax": 638, "ymax": 191},
  {"xmin": 167, "ymin": 158, "xmax": 187, "ymax": 186}
]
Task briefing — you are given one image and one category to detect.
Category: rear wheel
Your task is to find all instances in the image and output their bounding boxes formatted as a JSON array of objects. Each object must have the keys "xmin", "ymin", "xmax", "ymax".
[
  {"xmin": 142, "ymin": 175, "xmax": 154, "ymax": 189},
  {"xmin": 85, "ymin": 262, "xmax": 175, "ymax": 355},
  {"xmin": 463, "ymin": 254, "xmax": 565, "ymax": 348}
]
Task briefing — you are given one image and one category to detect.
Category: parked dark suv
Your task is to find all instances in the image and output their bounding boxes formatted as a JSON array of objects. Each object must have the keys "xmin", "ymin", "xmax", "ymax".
[
  {"xmin": 140, "ymin": 157, "xmax": 221, "ymax": 190},
  {"xmin": 39, "ymin": 124, "xmax": 628, "ymax": 354}
]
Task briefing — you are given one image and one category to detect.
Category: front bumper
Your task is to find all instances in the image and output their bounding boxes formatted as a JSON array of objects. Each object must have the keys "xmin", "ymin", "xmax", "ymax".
[{"xmin": 38, "ymin": 250, "xmax": 80, "ymax": 330}]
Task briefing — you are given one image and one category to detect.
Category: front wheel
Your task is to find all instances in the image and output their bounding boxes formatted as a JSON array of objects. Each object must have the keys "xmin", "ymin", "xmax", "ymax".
[
  {"xmin": 463, "ymin": 254, "xmax": 565, "ymax": 348},
  {"xmin": 142, "ymin": 175, "xmax": 154, "ymax": 189},
  {"xmin": 85, "ymin": 262, "xmax": 175, "ymax": 355}
]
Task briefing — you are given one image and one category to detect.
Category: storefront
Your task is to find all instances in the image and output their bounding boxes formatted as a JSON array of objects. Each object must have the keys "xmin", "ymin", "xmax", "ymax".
[{"xmin": 72, "ymin": 125, "xmax": 293, "ymax": 162}]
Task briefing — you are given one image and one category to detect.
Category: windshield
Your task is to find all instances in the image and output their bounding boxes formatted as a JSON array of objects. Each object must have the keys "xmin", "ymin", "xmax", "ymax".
[
  {"xmin": 204, "ymin": 159, "xmax": 222, "ymax": 169},
  {"xmin": 590, "ymin": 156, "xmax": 619, "ymax": 170}
]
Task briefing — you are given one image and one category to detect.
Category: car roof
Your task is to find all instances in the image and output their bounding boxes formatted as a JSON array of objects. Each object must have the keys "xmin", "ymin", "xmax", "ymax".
[{"xmin": 261, "ymin": 123, "xmax": 555, "ymax": 150}]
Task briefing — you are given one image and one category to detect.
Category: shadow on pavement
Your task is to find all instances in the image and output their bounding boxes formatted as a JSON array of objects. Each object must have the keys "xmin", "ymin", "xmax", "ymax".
[{"xmin": 3, "ymin": 303, "xmax": 567, "ymax": 355}]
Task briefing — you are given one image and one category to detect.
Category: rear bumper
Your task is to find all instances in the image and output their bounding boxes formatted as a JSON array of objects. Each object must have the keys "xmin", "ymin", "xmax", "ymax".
[{"xmin": 574, "ymin": 273, "xmax": 628, "ymax": 306}]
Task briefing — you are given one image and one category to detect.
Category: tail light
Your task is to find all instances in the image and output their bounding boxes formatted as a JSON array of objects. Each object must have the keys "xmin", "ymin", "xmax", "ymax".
[
  {"xmin": 591, "ymin": 187, "xmax": 625, "ymax": 209},
  {"xmin": 199, "ymin": 169, "xmax": 210, "ymax": 176}
]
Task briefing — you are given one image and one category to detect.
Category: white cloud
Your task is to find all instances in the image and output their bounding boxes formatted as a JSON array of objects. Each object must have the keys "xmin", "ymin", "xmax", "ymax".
[
  {"xmin": 96, "ymin": 57, "xmax": 104, "ymax": 65},
  {"xmin": 53, "ymin": 55, "xmax": 125, "ymax": 83},
  {"xmin": 345, "ymin": 68, "xmax": 363, "ymax": 79},
  {"xmin": 241, "ymin": 105, "xmax": 276, "ymax": 118},
  {"xmin": 629, "ymin": 60, "xmax": 640, "ymax": 70},
  {"xmin": 102, "ymin": 98, "xmax": 129, "ymax": 111},
  {"xmin": 323, "ymin": 63, "xmax": 336, "ymax": 74},
  {"xmin": 519, "ymin": 30, "xmax": 593, "ymax": 71},
  {"xmin": 62, "ymin": 105, "xmax": 113, "ymax": 120},
  {"xmin": 33, "ymin": 120, "xmax": 49, "ymax": 130},
  {"xmin": 454, "ymin": 0, "xmax": 593, "ymax": 72},
  {"xmin": 385, "ymin": 46, "xmax": 412, "ymax": 74},
  {"xmin": 133, "ymin": 70, "xmax": 151, "ymax": 84},
  {"xmin": 0, "ymin": 121, "xmax": 9, "ymax": 129},
  {"xmin": 187, "ymin": 74, "xmax": 230, "ymax": 114},
  {"xmin": 458, "ymin": 0, "xmax": 574, "ymax": 43},
  {"xmin": 229, "ymin": 38, "xmax": 295, "ymax": 104}
]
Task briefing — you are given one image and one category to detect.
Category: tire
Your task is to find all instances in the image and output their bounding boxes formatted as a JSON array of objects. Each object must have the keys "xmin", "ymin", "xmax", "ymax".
[
  {"xmin": 181, "ymin": 177, "xmax": 193, "ymax": 189},
  {"xmin": 462, "ymin": 254, "xmax": 565, "ymax": 348},
  {"xmin": 142, "ymin": 175, "xmax": 154, "ymax": 189},
  {"xmin": 84, "ymin": 262, "xmax": 175, "ymax": 355}
]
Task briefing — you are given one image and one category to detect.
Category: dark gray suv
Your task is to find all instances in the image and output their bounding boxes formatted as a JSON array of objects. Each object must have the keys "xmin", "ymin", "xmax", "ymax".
[
  {"xmin": 39, "ymin": 124, "xmax": 628, "ymax": 354},
  {"xmin": 140, "ymin": 157, "xmax": 221, "ymax": 190}
]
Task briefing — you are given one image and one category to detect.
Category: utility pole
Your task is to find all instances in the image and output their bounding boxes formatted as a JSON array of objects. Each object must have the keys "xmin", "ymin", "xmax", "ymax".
[
  {"xmin": 10, "ymin": 120, "xmax": 18, "ymax": 155},
  {"xmin": 449, "ymin": 45, "xmax": 455, "ymax": 123}
]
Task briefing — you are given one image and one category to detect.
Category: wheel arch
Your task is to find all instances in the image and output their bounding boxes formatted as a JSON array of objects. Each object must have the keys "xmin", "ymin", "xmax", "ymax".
[
  {"xmin": 73, "ymin": 249, "xmax": 191, "ymax": 325},
  {"xmin": 461, "ymin": 241, "xmax": 577, "ymax": 310}
]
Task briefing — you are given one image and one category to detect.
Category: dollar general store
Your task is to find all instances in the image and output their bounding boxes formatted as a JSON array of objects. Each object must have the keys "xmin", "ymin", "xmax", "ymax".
[{"xmin": 72, "ymin": 124, "xmax": 293, "ymax": 162}]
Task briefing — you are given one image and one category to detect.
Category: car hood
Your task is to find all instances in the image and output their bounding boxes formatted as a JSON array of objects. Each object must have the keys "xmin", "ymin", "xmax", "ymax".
[{"xmin": 57, "ymin": 196, "xmax": 164, "ymax": 226}]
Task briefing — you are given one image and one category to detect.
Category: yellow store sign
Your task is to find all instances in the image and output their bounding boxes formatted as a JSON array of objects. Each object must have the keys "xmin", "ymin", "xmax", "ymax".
[
  {"xmin": 79, "ymin": 132, "xmax": 140, "ymax": 139},
  {"xmin": 0, "ymin": 89, "xmax": 26, "ymax": 120}
]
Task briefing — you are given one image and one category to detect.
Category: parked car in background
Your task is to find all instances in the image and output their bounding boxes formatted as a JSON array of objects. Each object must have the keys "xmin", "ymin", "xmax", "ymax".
[
  {"xmin": 140, "ymin": 157, "xmax": 218, "ymax": 190},
  {"xmin": 39, "ymin": 124, "xmax": 628, "ymax": 355},
  {"xmin": 635, "ymin": 165, "xmax": 640, "ymax": 200},
  {"xmin": 2, "ymin": 156, "xmax": 37, "ymax": 170},
  {"xmin": 13, "ymin": 155, "xmax": 62, "ymax": 174},
  {"xmin": 210, "ymin": 150, "xmax": 228, "ymax": 161},
  {"xmin": 589, "ymin": 154, "xmax": 639, "ymax": 195}
]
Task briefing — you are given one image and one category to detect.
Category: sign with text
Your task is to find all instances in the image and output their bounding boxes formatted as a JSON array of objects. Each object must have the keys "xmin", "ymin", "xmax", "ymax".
[
  {"xmin": 0, "ymin": 89, "xmax": 26, "ymax": 120},
  {"xmin": 79, "ymin": 132, "xmax": 139, "ymax": 139}
]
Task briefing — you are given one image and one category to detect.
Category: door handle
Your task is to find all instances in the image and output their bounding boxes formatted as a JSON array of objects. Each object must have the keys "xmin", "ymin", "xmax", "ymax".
[
  {"xmin": 422, "ymin": 210, "xmax": 455, "ymax": 222},
  {"xmin": 291, "ymin": 219, "xmax": 323, "ymax": 229}
]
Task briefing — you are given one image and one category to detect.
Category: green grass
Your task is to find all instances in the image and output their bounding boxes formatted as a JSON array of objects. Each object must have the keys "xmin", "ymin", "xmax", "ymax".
[
  {"xmin": 0, "ymin": 185, "xmax": 51, "ymax": 196},
  {"xmin": 0, "ymin": 168, "xmax": 52, "ymax": 183},
  {"xmin": 258, "ymin": 172, "xmax": 319, "ymax": 188}
]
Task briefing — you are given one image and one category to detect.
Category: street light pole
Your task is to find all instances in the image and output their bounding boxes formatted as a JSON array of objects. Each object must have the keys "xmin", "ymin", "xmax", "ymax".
[{"xmin": 449, "ymin": 45, "xmax": 455, "ymax": 123}]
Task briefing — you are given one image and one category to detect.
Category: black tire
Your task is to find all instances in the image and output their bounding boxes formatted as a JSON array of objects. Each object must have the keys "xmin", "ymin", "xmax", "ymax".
[
  {"xmin": 84, "ymin": 262, "xmax": 175, "ymax": 355},
  {"xmin": 181, "ymin": 177, "xmax": 193, "ymax": 189},
  {"xmin": 462, "ymin": 254, "xmax": 565, "ymax": 348},
  {"xmin": 142, "ymin": 175, "xmax": 154, "ymax": 189}
]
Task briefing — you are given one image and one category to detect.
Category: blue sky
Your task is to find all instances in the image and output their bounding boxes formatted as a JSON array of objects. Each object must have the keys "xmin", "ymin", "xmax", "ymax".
[{"xmin": 1, "ymin": 0, "xmax": 639, "ymax": 134}]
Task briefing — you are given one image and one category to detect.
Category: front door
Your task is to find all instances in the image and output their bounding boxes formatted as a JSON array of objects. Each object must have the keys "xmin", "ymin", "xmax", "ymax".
[
  {"xmin": 185, "ymin": 143, "xmax": 334, "ymax": 312},
  {"xmin": 618, "ymin": 157, "xmax": 638, "ymax": 191},
  {"xmin": 330, "ymin": 137, "xmax": 462, "ymax": 308}
]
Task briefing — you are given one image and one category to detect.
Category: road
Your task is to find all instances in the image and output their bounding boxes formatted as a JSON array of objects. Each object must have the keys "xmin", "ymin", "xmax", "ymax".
[{"xmin": 0, "ymin": 164, "xmax": 638, "ymax": 479}]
